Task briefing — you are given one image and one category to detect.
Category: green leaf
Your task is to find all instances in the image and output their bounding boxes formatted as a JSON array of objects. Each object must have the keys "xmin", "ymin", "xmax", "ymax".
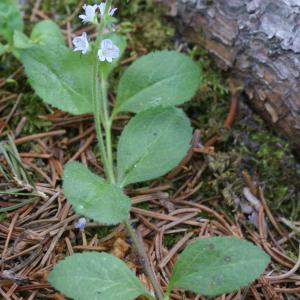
[
  {"xmin": 114, "ymin": 50, "xmax": 201, "ymax": 114},
  {"xmin": 117, "ymin": 107, "xmax": 192, "ymax": 187},
  {"xmin": 14, "ymin": 21, "xmax": 64, "ymax": 51},
  {"xmin": 20, "ymin": 43, "xmax": 94, "ymax": 114},
  {"xmin": 0, "ymin": 0, "xmax": 23, "ymax": 44},
  {"xmin": 30, "ymin": 20, "xmax": 65, "ymax": 46},
  {"xmin": 48, "ymin": 252, "xmax": 151, "ymax": 300},
  {"xmin": 13, "ymin": 30, "xmax": 31, "ymax": 49},
  {"xmin": 168, "ymin": 237, "xmax": 270, "ymax": 297},
  {"xmin": 101, "ymin": 33, "xmax": 127, "ymax": 78},
  {"xmin": 63, "ymin": 162, "xmax": 131, "ymax": 225}
]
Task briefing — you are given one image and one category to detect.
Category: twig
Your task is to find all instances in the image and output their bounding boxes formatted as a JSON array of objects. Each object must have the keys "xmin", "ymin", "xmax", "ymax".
[
  {"xmin": 224, "ymin": 82, "xmax": 239, "ymax": 129},
  {"xmin": 265, "ymin": 245, "xmax": 300, "ymax": 280},
  {"xmin": 124, "ymin": 219, "xmax": 164, "ymax": 300},
  {"xmin": 14, "ymin": 130, "xmax": 66, "ymax": 145}
]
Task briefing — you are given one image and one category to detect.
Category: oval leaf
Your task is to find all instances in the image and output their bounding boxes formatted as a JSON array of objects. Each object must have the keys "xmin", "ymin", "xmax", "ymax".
[
  {"xmin": 30, "ymin": 20, "xmax": 65, "ymax": 46},
  {"xmin": 21, "ymin": 43, "xmax": 94, "ymax": 114},
  {"xmin": 0, "ymin": 0, "xmax": 23, "ymax": 44},
  {"xmin": 114, "ymin": 50, "xmax": 201, "ymax": 114},
  {"xmin": 117, "ymin": 107, "xmax": 192, "ymax": 187},
  {"xmin": 49, "ymin": 252, "xmax": 151, "ymax": 300},
  {"xmin": 168, "ymin": 237, "xmax": 270, "ymax": 296},
  {"xmin": 64, "ymin": 162, "xmax": 131, "ymax": 225}
]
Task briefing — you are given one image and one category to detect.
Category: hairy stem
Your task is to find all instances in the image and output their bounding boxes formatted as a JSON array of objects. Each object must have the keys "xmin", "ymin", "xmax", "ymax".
[
  {"xmin": 124, "ymin": 219, "xmax": 164, "ymax": 300},
  {"xmin": 100, "ymin": 69, "xmax": 115, "ymax": 183},
  {"xmin": 92, "ymin": 53, "xmax": 111, "ymax": 180},
  {"xmin": 93, "ymin": 0, "xmax": 115, "ymax": 183}
]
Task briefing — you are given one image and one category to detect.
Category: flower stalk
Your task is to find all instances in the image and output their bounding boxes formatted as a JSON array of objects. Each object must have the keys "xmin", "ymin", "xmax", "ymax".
[
  {"xmin": 73, "ymin": 1, "xmax": 165, "ymax": 298},
  {"xmin": 91, "ymin": 2, "xmax": 164, "ymax": 299}
]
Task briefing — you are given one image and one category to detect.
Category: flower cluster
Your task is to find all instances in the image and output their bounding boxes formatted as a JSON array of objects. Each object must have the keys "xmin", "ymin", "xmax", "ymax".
[{"xmin": 72, "ymin": 2, "xmax": 119, "ymax": 63}]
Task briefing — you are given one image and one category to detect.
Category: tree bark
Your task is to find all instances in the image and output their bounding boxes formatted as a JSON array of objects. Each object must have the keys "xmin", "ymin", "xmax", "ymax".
[{"xmin": 157, "ymin": 0, "xmax": 300, "ymax": 152}]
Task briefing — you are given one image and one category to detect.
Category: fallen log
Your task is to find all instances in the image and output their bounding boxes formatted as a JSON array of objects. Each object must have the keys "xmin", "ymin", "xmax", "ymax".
[{"xmin": 157, "ymin": 0, "xmax": 300, "ymax": 153}]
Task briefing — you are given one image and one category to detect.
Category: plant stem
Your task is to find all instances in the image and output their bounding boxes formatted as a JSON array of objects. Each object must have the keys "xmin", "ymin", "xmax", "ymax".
[
  {"xmin": 93, "ymin": 0, "xmax": 115, "ymax": 183},
  {"xmin": 100, "ymin": 69, "xmax": 114, "ymax": 183},
  {"xmin": 124, "ymin": 219, "xmax": 164, "ymax": 300},
  {"xmin": 98, "ymin": 0, "xmax": 114, "ymax": 181},
  {"xmin": 92, "ymin": 53, "xmax": 112, "ymax": 181}
]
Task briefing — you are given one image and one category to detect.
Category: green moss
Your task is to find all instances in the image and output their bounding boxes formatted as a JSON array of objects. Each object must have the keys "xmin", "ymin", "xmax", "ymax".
[
  {"xmin": 16, "ymin": 94, "xmax": 52, "ymax": 135},
  {"xmin": 284, "ymin": 250, "xmax": 298, "ymax": 261},
  {"xmin": 164, "ymin": 232, "xmax": 184, "ymax": 249},
  {"xmin": 116, "ymin": 0, "xmax": 175, "ymax": 50},
  {"xmin": 91, "ymin": 225, "xmax": 116, "ymax": 239}
]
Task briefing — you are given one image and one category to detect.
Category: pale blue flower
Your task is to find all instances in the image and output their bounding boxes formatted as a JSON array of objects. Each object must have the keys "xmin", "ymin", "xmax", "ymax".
[
  {"xmin": 98, "ymin": 39, "xmax": 120, "ymax": 63},
  {"xmin": 74, "ymin": 217, "xmax": 87, "ymax": 231},
  {"xmin": 79, "ymin": 4, "xmax": 98, "ymax": 23},
  {"xmin": 72, "ymin": 32, "xmax": 89, "ymax": 54},
  {"xmin": 98, "ymin": 2, "xmax": 117, "ymax": 17}
]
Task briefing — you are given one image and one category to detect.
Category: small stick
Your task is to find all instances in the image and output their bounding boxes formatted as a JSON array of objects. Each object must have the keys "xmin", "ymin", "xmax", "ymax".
[
  {"xmin": 159, "ymin": 232, "xmax": 193, "ymax": 268},
  {"xmin": 0, "ymin": 288, "xmax": 11, "ymax": 300},
  {"xmin": 14, "ymin": 130, "xmax": 66, "ymax": 145},
  {"xmin": 259, "ymin": 187, "xmax": 285, "ymax": 236},
  {"xmin": 0, "ymin": 94, "xmax": 22, "ymax": 134},
  {"xmin": 2, "ymin": 213, "xmax": 19, "ymax": 258},
  {"xmin": 224, "ymin": 82, "xmax": 239, "ymax": 129},
  {"xmin": 68, "ymin": 133, "xmax": 95, "ymax": 162},
  {"xmin": 265, "ymin": 245, "xmax": 300, "ymax": 280},
  {"xmin": 132, "ymin": 207, "xmax": 202, "ymax": 226}
]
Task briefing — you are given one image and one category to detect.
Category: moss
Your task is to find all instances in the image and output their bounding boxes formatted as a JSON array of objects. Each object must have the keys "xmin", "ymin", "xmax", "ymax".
[
  {"xmin": 116, "ymin": 0, "xmax": 175, "ymax": 50},
  {"xmin": 236, "ymin": 105, "xmax": 300, "ymax": 219},
  {"xmin": 164, "ymin": 232, "xmax": 184, "ymax": 249},
  {"xmin": 16, "ymin": 94, "xmax": 52, "ymax": 135},
  {"xmin": 0, "ymin": 213, "xmax": 7, "ymax": 222},
  {"xmin": 135, "ymin": 202, "xmax": 150, "ymax": 210},
  {"xmin": 92, "ymin": 225, "xmax": 116, "ymax": 239}
]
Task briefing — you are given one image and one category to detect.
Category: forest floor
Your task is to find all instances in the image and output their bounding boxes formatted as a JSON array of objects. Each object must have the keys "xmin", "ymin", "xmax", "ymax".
[{"xmin": 0, "ymin": 1, "xmax": 300, "ymax": 299}]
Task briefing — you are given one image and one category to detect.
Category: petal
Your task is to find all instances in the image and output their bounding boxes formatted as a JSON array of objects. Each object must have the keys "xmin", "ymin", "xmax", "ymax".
[
  {"xmin": 85, "ymin": 5, "xmax": 96, "ymax": 19},
  {"xmin": 110, "ymin": 46, "xmax": 120, "ymax": 58},
  {"xmin": 101, "ymin": 39, "xmax": 113, "ymax": 49},
  {"xmin": 73, "ymin": 37, "xmax": 80, "ymax": 44},
  {"xmin": 106, "ymin": 56, "xmax": 113, "ymax": 63},
  {"xmin": 82, "ymin": 32, "xmax": 88, "ymax": 41},
  {"xmin": 73, "ymin": 40, "xmax": 83, "ymax": 48},
  {"xmin": 98, "ymin": 49, "xmax": 106, "ymax": 61},
  {"xmin": 98, "ymin": 3, "xmax": 106, "ymax": 16},
  {"xmin": 109, "ymin": 7, "xmax": 117, "ymax": 16}
]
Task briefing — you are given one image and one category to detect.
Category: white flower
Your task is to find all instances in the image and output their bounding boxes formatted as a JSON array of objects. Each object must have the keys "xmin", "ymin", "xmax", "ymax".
[
  {"xmin": 72, "ymin": 32, "xmax": 89, "ymax": 54},
  {"xmin": 98, "ymin": 39, "xmax": 120, "ymax": 63},
  {"xmin": 98, "ymin": 2, "xmax": 117, "ymax": 17},
  {"xmin": 74, "ymin": 217, "xmax": 87, "ymax": 231},
  {"xmin": 79, "ymin": 4, "xmax": 98, "ymax": 23}
]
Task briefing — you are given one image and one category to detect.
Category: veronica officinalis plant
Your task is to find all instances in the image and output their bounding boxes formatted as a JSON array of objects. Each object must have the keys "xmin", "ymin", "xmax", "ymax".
[{"xmin": 1, "ymin": 1, "xmax": 270, "ymax": 299}]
